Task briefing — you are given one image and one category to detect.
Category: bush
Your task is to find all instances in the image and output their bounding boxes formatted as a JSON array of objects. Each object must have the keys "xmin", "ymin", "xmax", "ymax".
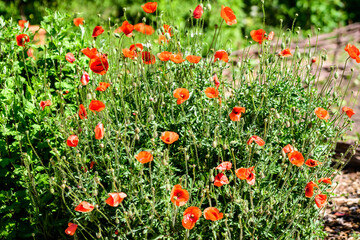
[{"xmin": 1, "ymin": 3, "xmax": 357, "ymax": 239}]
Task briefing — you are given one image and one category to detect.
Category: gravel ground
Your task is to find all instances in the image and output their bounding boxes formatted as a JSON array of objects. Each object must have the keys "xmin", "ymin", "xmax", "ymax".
[{"xmin": 324, "ymin": 169, "xmax": 360, "ymax": 239}]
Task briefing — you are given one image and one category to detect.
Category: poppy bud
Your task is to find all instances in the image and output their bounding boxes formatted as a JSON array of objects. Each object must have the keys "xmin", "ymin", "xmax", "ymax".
[
  {"xmin": 100, "ymin": 144, "xmax": 104, "ymax": 148},
  {"xmin": 212, "ymin": 140, "xmax": 217, "ymax": 148},
  {"xmin": 135, "ymin": 127, "xmax": 140, "ymax": 133},
  {"xmin": 296, "ymin": 52, "xmax": 301, "ymax": 59},
  {"xmin": 185, "ymin": 155, "xmax": 190, "ymax": 161},
  {"xmin": 321, "ymin": 54, "xmax": 327, "ymax": 61},
  {"xmin": 311, "ymin": 57, "xmax": 316, "ymax": 63},
  {"xmin": 281, "ymin": 42, "xmax": 285, "ymax": 49},
  {"xmin": 165, "ymin": 32, "xmax": 171, "ymax": 40}
]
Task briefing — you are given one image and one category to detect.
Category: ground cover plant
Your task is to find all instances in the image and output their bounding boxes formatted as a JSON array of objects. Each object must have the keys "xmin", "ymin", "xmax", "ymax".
[{"xmin": 0, "ymin": 1, "xmax": 359, "ymax": 239}]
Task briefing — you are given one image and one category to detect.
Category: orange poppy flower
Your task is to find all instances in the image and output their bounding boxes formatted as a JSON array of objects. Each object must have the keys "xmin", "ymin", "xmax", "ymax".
[
  {"xmin": 250, "ymin": 29, "xmax": 266, "ymax": 44},
  {"xmin": 279, "ymin": 49, "xmax": 292, "ymax": 57},
  {"xmin": 182, "ymin": 206, "xmax": 202, "ymax": 230},
  {"xmin": 216, "ymin": 161, "xmax": 232, "ymax": 171},
  {"xmin": 92, "ymin": 26, "xmax": 104, "ymax": 38},
  {"xmin": 342, "ymin": 106, "xmax": 355, "ymax": 118},
  {"xmin": 170, "ymin": 53, "xmax": 186, "ymax": 63},
  {"xmin": 67, "ymin": 135, "xmax": 79, "ymax": 147},
  {"xmin": 66, "ymin": 52, "xmax": 75, "ymax": 63},
  {"xmin": 315, "ymin": 194, "xmax": 327, "ymax": 208},
  {"xmin": 282, "ymin": 144, "xmax": 294, "ymax": 154},
  {"xmin": 75, "ymin": 201, "xmax": 94, "ymax": 212},
  {"xmin": 344, "ymin": 44, "xmax": 360, "ymax": 63},
  {"xmin": 205, "ymin": 87, "xmax": 219, "ymax": 98},
  {"xmin": 105, "ymin": 192, "xmax": 127, "ymax": 207},
  {"xmin": 235, "ymin": 166, "xmax": 255, "ymax": 185},
  {"xmin": 247, "ymin": 135, "xmax": 265, "ymax": 147},
  {"xmin": 221, "ymin": 5, "xmax": 237, "ymax": 26},
  {"xmin": 78, "ymin": 104, "xmax": 87, "ymax": 119},
  {"xmin": 314, "ymin": 107, "xmax": 329, "ymax": 121},
  {"xmin": 134, "ymin": 23, "xmax": 155, "ymax": 35},
  {"xmin": 135, "ymin": 151, "xmax": 153, "ymax": 164},
  {"xmin": 288, "ymin": 151, "xmax": 304, "ymax": 167},
  {"xmin": 186, "ymin": 55, "xmax": 202, "ymax": 64},
  {"xmin": 318, "ymin": 178, "xmax": 332, "ymax": 184},
  {"xmin": 73, "ymin": 18, "xmax": 84, "ymax": 26},
  {"xmin": 89, "ymin": 100, "xmax": 106, "ymax": 113},
  {"xmin": 18, "ymin": 20, "xmax": 29, "ymax": 29},
  {"xmin": 142, "ymin": 2, "xmax": 158, "ymax": 13},
  {"xmin": 173, "ymin": 88, "xmax": 190, "ymax": 104},
  {"xmin": 305, "ymin": 159, "xmax": 322, "ymax": 167},
  {"xmin": 213, "ymin": 74, "xmax": 220, "ymax": 88},
  {"xmin": 81, "ymin": 48, "xmax": 98, "ymax": 59},
  {"xmin": 214, "ymin": 172, "xmax": 229, "ymax": 187},
  {"xmin": 80, "ymin": 71, "xmax": 90, "ymax": 85},
  {"xmin": 267, "ymin": 31, "xmax": 275, "ymax": 41},
  {"xmin": 115, "ymin": 21, "xmax": 134, "ymax": 37},
  {"xmin": 158, "ymin": 35, "xmax": 169, "ymax": 44},
  {"xmin": 27, "ymin": 48, "xmax": 35, "ymax": 59},
  {"xmin": 162, "ymin": 24, "xmax": 173, "ymax": 36},
  {"xmin": 16, "ymin": 34, "xmax": 30, "ymax": 47},
  {"xmin": 129, "ymin": 43, "xmax": 144, "ymax": 52},
  {"xmin": 305, "ymin": 181, "xmax": 319, "ymax": 198},
  {"xmin": 89, "ymin": 54, "xmax": 109, "ymax": 75},
  {"xmin": 94, "ymin": 123, "xmax": 104, "ymax": 140},
  {"xmin": 40, "ymin": 100, "xmax": 51, "ymax": 110},
  {"xmin": 193, "ymin": 5, "xmax": 204, "ymax": 19},
  {"xmin": 96, "ymin": 82, "xmax": 111, "ymax": 91},
  {"xmin": 160, "ymin": 131, "xmax": 179, "ymax": 144},
  {"xmin": 122, "ymin": 48, "xmax": 136, "ymax": 59},
  {"xmin": 203, "ymin": 207, "xmax": 223, "ymax": 221},
  {"xmin": 170, "ymin": 184, "xmax": 189, "ymax": 206},
  {"xmin": 214, "ymin": 50, "xmax": 229, "ymax": 62},
  {"xmin": 229, "ymin": 107, "xmax": 246, "ymax": 121},
  {"xmin": 142, "ymin": 51, "xmax": 156, "ymax": 64},
  {"xmin": 157, "ymin": 51, "xmax": 172, "ymax": 61},
  {"xmin": 65, "ymin": 223, "xmax": 78, "ymax": 236}
]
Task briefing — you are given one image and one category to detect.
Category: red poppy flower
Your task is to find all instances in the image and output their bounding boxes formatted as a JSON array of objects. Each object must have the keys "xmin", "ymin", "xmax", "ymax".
[
  {"xmin": 18, "ymin": 20, "xmax": 29, "ymax": 29},
  {"xmin": 315, "ymin": 194, "xmax": 327, "ymax": 208},
  {"xmin": 73, "ymin": 18, "xmax": 84, "ymax": 27},
  {"xmin": 214, "ymin": 172, "xmax": 229, "ymax": 187},
  {"xmin": 318, "ymin": 178, "xmax": 332, "ymax": 184},
  {"xmin": 96, "ymin": 82, "xmax": 111, "ymax": 91},
  {"xmin": 142, "ymin": 2, "xmax": 157, "ymax": 13},
  {"xmin": 89, "ymin": 54, "xmax": 109, "ymax": 75},
  {"xmin": 81, "ymin": 48, "xmax": 98, "ymax": 59},
  {"xmin": 214, "ymin": 50, "xmax": 229, "ymax": 62},
  {"xmin": 115, "ymin": 21, "xmax": 134, "ymax": 37},
  {"xmin": 193, "ymin": 5, "xmax": 204, "ymax": 19},
  {"xmin": 345, "ymin": 44, "xmax": 360, "ymax": 63},
  {"xmin": 203, "ymin": 207, "xmax": 223, "ymax": 221},
  {"xmin": 170, "ymin": 53, "xmax": 186, "ymax": 63},
  {"xmin": 65, "ymin": 223, "xmax": 78, "ymax": 236},
  {"xmin": 216, "ymin": 161, "xmax": 232, "ymax": 171},
  {"xmin": 40, "ymin": 100, "xmax": 51, "ymax": 110},
  {"xmin": 66, "ymin": 52, "xmax": 75, "ymax": 63},
  {"xmin": 135, "ymin": 151, "xmax": 153, "ymax": 164},
  {"xmin": 90, "ymin": 161, "xmax": 95, "ymax": 169},
  {"xmin": 182, "ymin": 206, "xmax": 201, "ymax": 230},
  {"xmin": 282, "ymin": 144, "xmax": 294, "ymax": 154},
  {"xmin": 186, "ymin": 55, "xmax": 202, "ymax": 64},
  {"xmin": 160, "ymin": 131, "xmax": 179, "ymax": 144},
  {"xmin": 81, "ymin": 71, "xmax": 90, "ymax": 85},
  {"xmin": 94, "ymin": 123, "xmax": 104, "ymax": 140},
  {"xmin": 158, "ymin": 35, "xmax": 169, "ymax": 45},
  {"xmin": 247, "ymin": 135, "xmax": 265, "ymax": 147},
  {"xmin": 235, "ymin": 166, "xmax": 255, "ymax": 185},
  {"xmin": 157, "ymin": 51, "xmax": 172, "ymax": 61},
  {"xmin": 92, "ymin": 26, "xmax": 104, "ymax": 38},
  {"xmin": 78, "ymin": 104, "xmax": 87, "ymax": 119},
  {"xmin": 221, "ymin": 5, "xmax": 237, "ymax": 26},
  {"xmin": 288, "ymin": 151, "xmax": 304, "ymax": 167},
  {"xmin": 314, "ymin": 107, "xmax": 329, "ymax": 121},
  {"xmin": 305, "ymin": 181, "xmax": 319, "ymax": 198},
  {"xmin": 16, "ymin": 34, "xmax": 30, "ymax": 47},
  {"xmin": 134, "ymin": 23, "xmax": 155, "ymax": 35},
  {"xmin": 267, "ymin": 31, "xmax": 275, "ymax": 41},
  {"xmin": 75, "ymin": 201, "xmax": 94, "ymax": 212},
  {"xmin": 250, "ymin": 29, "xmax": 266, "ymax": 44},
  {"xmin": 342, "ymin": 106, "xmax": 355, "ymax": 118},
  {"xmin": 89, "ymin": 100, "xmax": 106, "ymax": 113},
  {"xmin": 173, "ymin": 88, "xmax": 190, "ymax": 104},
  {"xmin": 279, "ymin": 49, "xmax": 292, "ymax": 57},
  {"xmin": 105, "ymin": 192, "xmax": 127, "ymax": 207},
  {"xmin": 129, "ymin": 43, "xmax": 143, "ymax": 52},
  {"xmin": 67, "ymin": 135, "xmax": 79, "ymax": 147},
  {"xmin": 305, "ymin": 159, "xmax": 322, "ymax": 167},
  {"xmin": 170, "ymin": 185, "xmax": 189, "ymax": 206},
  {"xmin": 205, "ymin": 87, "xmax": 219, "ymax": 98},
  {"xmin": 229, "ymin": 107, "xmax": 246, "ymax": 121},
  {"xmin": 142, "ymin": 51, "xmax": 156, "ymax": 64}
]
